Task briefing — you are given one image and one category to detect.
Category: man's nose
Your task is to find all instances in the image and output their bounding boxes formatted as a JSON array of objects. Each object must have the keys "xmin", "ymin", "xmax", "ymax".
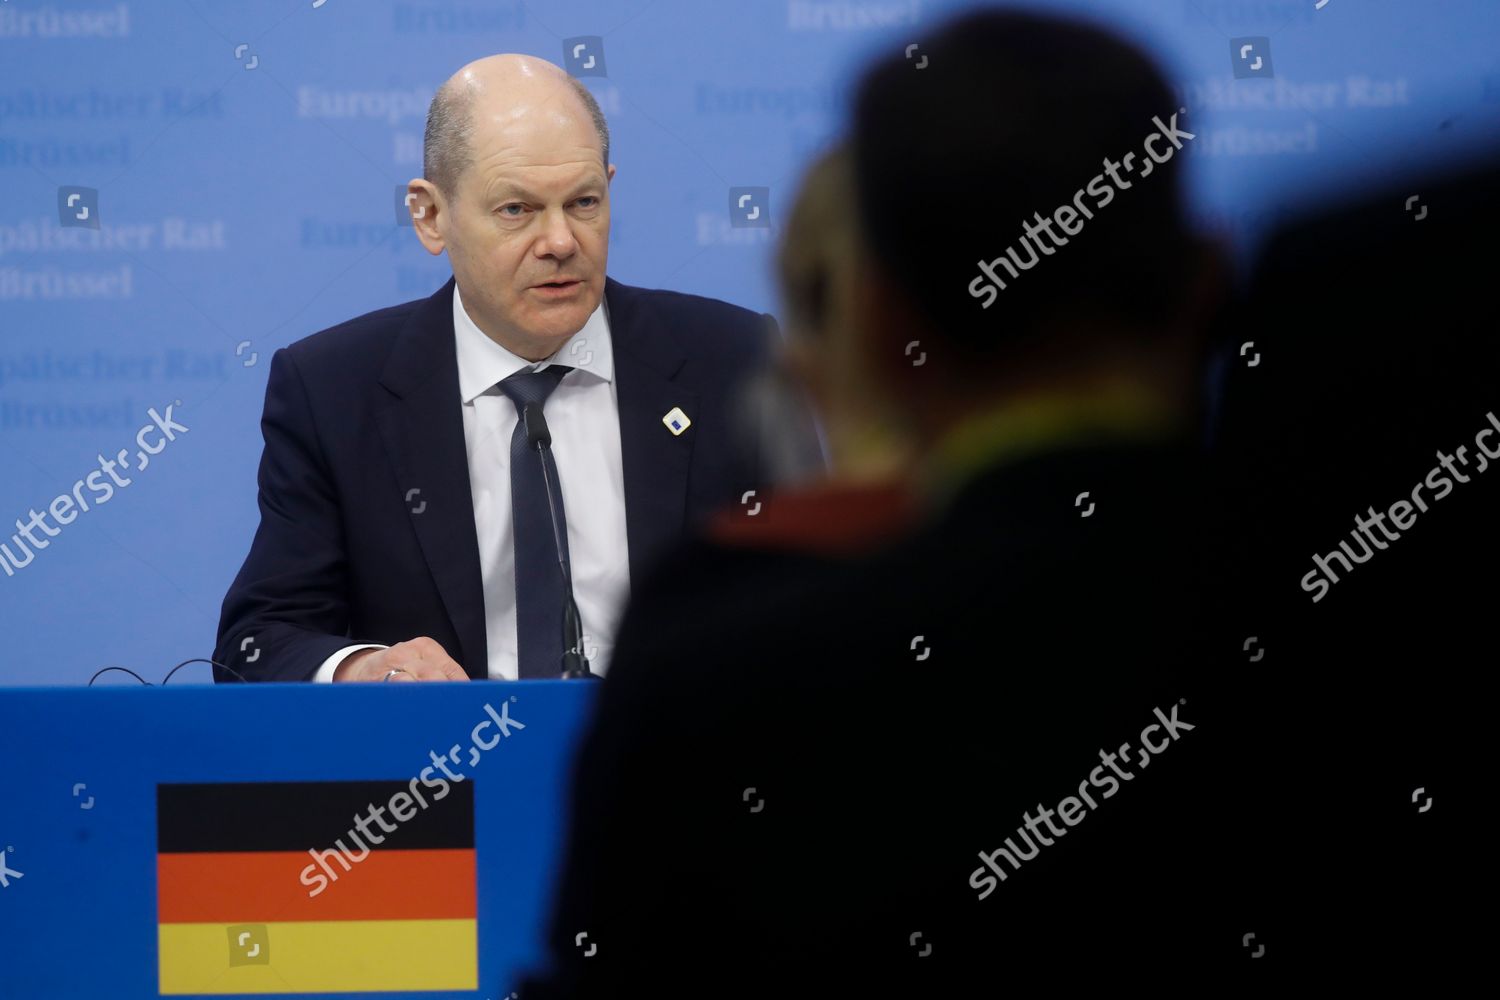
[{"xmin": 535, "ymin": 210, "xmax": 578, "ymax": 259}]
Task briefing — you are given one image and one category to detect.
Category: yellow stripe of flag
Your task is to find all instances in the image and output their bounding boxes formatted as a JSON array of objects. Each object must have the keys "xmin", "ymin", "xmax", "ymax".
[{"xmin": 158, "ymin": 918, "xmax": 477, "ymax": 994}]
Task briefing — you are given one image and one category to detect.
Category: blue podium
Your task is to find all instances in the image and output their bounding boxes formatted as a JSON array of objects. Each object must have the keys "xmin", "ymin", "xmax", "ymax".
[{"xmin": 0, "ymin": 682, "xmax": 598, "ymax": 999}]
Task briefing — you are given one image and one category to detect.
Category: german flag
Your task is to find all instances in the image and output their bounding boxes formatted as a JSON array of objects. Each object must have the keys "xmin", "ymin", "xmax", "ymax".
[{"xmin": 157, "ymin": 780, "xmax": 476, "ymax": 994}]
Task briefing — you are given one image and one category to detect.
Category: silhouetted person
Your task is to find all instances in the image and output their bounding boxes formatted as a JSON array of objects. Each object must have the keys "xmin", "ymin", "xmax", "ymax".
[
  {"xmin": 713, "ymin": 142, "xmax": 917, "ymax": 556},
  {"xmin": 521, "ymin": 10, "xmax": 1259, "ymax": 995},
  {"xmin": 1207, "ymin": 145, "xmax": 1500, "ymax": 977}
]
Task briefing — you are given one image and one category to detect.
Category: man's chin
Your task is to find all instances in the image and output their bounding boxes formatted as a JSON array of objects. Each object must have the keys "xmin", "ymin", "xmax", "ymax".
[
  {"xmin": 522, "ymin": 320, "xmax": 588, "ymax": 359},
  {"xmin": 532, "ymin": 296, "xmax": 597, "ymax": 329},
  {"xmin": 507, "ymin": 288, "xmax": 598, "ymax": 348}
]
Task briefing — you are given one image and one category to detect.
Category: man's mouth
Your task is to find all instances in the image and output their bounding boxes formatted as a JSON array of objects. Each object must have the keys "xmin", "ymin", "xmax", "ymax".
[{"xmin": 534, "ymin": 279, "xmax": 580, "ymax": 289}]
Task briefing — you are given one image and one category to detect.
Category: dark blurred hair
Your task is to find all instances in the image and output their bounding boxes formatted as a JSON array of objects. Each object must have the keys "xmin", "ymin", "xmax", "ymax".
[{"xmin": 851, "ymin": 8, "xmax": 1197, "ymax": 359}]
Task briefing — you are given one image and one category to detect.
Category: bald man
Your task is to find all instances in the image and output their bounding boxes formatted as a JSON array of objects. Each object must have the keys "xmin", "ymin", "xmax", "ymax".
[{"xmin": 214, "ymin": 55, "xmax": 790, "ymax": 682}]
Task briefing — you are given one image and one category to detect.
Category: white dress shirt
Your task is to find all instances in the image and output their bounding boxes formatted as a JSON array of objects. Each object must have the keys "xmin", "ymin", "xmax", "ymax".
[{"xmin": 314, "ymin": 283, "xmax": 631, "ymax": 681}]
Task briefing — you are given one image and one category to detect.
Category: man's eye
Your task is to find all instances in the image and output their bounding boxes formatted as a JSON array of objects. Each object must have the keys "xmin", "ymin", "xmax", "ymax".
[
  {"xmin": 498, "ymin": 204, "xmax": 526, "ymax": 217},
  {"xmin": 575, "ymin": 197, "xmax": 599, "ymax": 209}
]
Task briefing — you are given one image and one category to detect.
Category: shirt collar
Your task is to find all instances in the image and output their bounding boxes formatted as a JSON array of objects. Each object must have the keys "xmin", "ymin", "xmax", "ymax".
[{"xmin": 453, "ymin": 281, "xmax": 614, "ymax": 405}]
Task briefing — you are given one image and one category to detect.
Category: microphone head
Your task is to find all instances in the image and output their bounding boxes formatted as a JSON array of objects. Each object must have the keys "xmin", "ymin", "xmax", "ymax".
[{"xmin": 523, "ymin": 402, "xmax": 552, "ymax": 449}]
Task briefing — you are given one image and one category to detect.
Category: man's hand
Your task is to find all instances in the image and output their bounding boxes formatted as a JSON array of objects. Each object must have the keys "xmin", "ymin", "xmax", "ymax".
[{"xmin": 333, "ymin": 637, "xmax": 469, "ymax": 682}]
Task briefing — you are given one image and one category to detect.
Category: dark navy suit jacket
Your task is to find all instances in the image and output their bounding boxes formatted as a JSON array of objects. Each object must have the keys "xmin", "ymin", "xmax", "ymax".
[{"xmin": 214, "ymin": 276, "xmax": 779, "ymax": 682}]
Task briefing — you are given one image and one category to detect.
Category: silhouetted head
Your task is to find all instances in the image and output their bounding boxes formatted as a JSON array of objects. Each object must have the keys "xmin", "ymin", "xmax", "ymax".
[
  {"xmin": 776, "ymin": 143, "xmax": 911, "ymax": 479},
  {"xmin": 848, "ymin": 9, "xmax": 1222, "ymax": 436}
]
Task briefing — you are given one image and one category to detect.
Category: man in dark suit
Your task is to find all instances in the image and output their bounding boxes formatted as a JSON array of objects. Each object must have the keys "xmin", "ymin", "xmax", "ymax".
[
  {"xmin": 214, "ymin": 54, "xmax": 782, "ymax": 683},
  {"xmin": 520, "ymin": 12, "xmax": 1266, "ymax": 996}
]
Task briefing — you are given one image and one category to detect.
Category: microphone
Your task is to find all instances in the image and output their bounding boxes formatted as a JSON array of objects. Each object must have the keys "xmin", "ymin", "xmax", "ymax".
[{"xmin": 522, "ymin": 401, "xmax": 596, "ymax": 679}]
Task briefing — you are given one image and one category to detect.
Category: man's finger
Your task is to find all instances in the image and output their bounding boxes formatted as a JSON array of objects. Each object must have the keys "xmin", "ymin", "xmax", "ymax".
[
  {"xmin": 404, "ymin": 637, "xmax": 446, "ymax": 662},
  {"xmin": 400, "ymin": 662, "xmax": 441, "ymax": 681},
  {"xmin": 408, "ymin": 661, "xmax": 462, "ymax": 681},
  {"xmin": 381, "ymin": 658, "xmax": 426, "ymax": 681}
]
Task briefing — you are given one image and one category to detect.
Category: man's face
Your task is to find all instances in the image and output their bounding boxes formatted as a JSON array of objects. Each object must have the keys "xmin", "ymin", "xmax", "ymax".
[{"xmin": 434, "ymin": 102, "xmax": 613, "ymax": 361}]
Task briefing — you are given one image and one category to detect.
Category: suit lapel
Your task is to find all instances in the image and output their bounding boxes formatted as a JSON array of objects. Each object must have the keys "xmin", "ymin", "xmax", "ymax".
[
  {"xmin": 375, "ymin": 278, "xmax": 489, "ymax": 679},
  {"xmin": 606, "ymin": 277, "xmax": 699, "ymax": 588}
]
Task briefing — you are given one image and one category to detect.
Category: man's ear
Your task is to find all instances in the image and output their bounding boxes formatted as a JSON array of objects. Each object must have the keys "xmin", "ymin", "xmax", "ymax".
[
  {"xmin": 405, "ymin": 179, "xmax": 445, "ymax": 256},
  {"xmin": 606, "ymin": 163, "xmax": 617, "ymax": 183}
]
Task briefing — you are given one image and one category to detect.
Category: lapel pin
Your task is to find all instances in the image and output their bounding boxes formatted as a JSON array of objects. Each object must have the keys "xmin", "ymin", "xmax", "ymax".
[{"xmin": 662, "ymin": 406, "xmax": 691, "ymax": 436}]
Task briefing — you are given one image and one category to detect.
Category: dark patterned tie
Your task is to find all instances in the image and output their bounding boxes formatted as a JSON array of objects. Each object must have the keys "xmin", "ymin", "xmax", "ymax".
[{"xmin": 497, "ymin": 365, "xmax": 573, "ymax": 678}]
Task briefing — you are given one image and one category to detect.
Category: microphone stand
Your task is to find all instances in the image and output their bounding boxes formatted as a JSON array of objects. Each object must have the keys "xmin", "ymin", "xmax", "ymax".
[{"xmin": 525, "ymin": 402, "xmax": 597, "ymax": 679}]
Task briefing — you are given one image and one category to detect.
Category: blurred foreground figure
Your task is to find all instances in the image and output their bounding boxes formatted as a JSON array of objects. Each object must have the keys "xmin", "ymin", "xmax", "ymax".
[
  {"xmin": 522, "ymin": 9, "xmax": 1248, "ymax": 995},
  {"xmin": 713, "ymin": 142, "xmax": 918, "ymax": 555},
  {"xmin": 1208, "ymin": 146, "xmax": 1499, "ymax": 980}
]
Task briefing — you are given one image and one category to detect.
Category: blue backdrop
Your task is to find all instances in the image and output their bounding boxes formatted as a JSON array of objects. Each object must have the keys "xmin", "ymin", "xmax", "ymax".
[{"xmin": 3, "ymin": 0, "xmax": 1498, "ymax": 685}]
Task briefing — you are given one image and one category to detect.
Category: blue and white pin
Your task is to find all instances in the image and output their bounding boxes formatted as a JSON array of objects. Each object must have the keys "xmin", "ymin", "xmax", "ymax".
[{"xmin": 662, "ymin": 406, "xmax": 691, "ymax": 436}]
